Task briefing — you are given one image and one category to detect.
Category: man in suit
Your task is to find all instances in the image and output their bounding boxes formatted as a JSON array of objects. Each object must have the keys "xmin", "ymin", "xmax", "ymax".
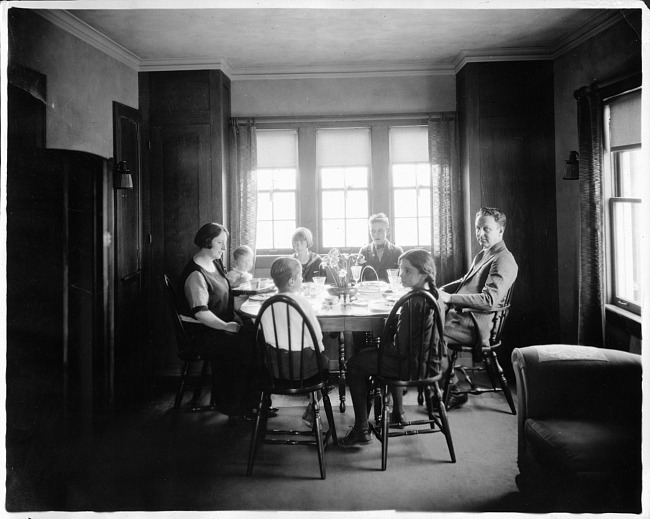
[
  {"xmin": 438, "ymin": 207, "xmax": 518, "ymax": 409},
  {"xmin": 358, "ymin": 212, "xmax": 403, "ymax": 282}
]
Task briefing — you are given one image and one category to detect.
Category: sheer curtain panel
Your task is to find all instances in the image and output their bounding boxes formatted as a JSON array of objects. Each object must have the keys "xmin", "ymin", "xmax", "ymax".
[
  {"xmin": 429, "ymin": 116, "xmax": 464, "ymax": 286},
  {"xmin": 229, "ymin": 119, "xmax": 258, "ymax": 264},
  {"xmin": 574, "ymin": 85, "xmax": 605, "ymax": 347}
]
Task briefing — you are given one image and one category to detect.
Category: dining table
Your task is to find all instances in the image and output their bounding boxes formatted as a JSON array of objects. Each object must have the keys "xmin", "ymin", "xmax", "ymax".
[{"xmin": 238, "ymin": 281, "xmax": 401, "ymax": 412}]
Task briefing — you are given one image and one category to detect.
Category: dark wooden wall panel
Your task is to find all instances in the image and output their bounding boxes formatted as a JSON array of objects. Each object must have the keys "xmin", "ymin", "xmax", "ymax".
[
  {"xmin": 457, "ymin": 61, "xmax": 560, "ymax": 377},
  {"xmin": 141, "ymin": 70, "xmax": 231, "ymax": 374}
]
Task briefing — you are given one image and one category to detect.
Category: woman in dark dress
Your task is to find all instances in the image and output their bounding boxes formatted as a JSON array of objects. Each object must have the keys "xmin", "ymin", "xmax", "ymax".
[{"xmin": 178, "ymin": 222, "xmax": 257, "ymax": 418}]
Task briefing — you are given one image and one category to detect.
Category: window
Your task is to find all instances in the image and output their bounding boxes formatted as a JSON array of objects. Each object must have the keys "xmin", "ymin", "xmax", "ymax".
[
  {"xmin": 390, "ymin": 126, "xmax": 431, "ymax": 247},
  {"xmin": 253, "ymin": 116, "xmax": 439, "ymax": 255},
  {"xmin": 255, "ymin": 130, "xmax": 298, "ymax": 251},
  {"xmin": 317, "ymin": 129, "xmax": 370, "ymax": 248},
  {"xmin": 605, "ymin": 90, "xmax": 643, "ymax": 315}
]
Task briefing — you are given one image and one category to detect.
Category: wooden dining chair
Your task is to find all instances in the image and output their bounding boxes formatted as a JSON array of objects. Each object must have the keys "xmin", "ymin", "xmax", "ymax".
[
  {"xmin": 442, "ymin": 285, "xmax": 516, "ymax": 414},
  {"xmin": 247, "ymin": 294, "xmax": 337, "ymax": 479},
  {"xmin": 163, "ymin": 274, "xmax": 218, "ymax": 419},
  {"xmin": 370, "ymin": 289, "xmax": 456, "ymax": 470}
]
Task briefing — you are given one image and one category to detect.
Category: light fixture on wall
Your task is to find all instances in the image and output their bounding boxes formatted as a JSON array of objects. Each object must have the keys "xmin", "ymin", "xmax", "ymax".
[
  {"xmin": 114, "ymin": 161, "xmax": 133, "ymax": 189},
  {"xmin": 563, "ymin": 151, "xmax": 579, "ymax": 180}
]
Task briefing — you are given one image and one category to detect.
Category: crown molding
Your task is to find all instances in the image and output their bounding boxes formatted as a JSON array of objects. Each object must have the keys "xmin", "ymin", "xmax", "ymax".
[
  {"xmin": 36, "ymin": 9, "xmax": 141, "ymax": 70},
  {"xmin": 138, "ymin": 58, "xmax": 234, "ymax": 78},
  {"xmin": 229, "ymin": 62, "xmax": 455, "ymax": 81},
  {"xmin": 453, "ymin": 48, "xmax": 552, "ymax": 73},
  {"xmin": 550, "ymin": 9, "xmax": 624, "ymax": 58},
  {"xmin": 36, "ymin": 8, "xmax": 627, "ymax": 80}
]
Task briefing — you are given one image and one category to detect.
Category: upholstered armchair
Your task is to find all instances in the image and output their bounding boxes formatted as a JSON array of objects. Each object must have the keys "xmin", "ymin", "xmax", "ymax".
[{"xmin": 511, "ymin": 344, "xmax": 641, "ymax": 512}]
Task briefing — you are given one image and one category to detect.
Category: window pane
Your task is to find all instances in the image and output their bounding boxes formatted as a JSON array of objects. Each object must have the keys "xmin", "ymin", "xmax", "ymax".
[
  {"xmin": 321, "ymin": 167, "xmax": 345, "ymax": 188},
  {"xmin": 612, "ymin": 200, "xmax": 642, "ymax": 305},
  {"xmin": 273, "ymin": 221, "xmax": 296, "ymax": 250},
  {"xmin": 418, "ymin": 188, "xmax": 431, "ymax": 217},
  {"xmin": 346, "ymin": 190, "xmax": 369, "ymax": 219},
  {"xmin": 322, "ymin": 219, "xmax": 345, "ymax": 248},
  {"xmin": 257, "ymin": 169, "xmax": 274, "ymax": 191},
  {"xmin": 273, "ymin": 168, "xmax": 297, "ymax": 190},
  {"xmin": 392, "ymin": 164, "xmax": 416, "ymax": 187},
  {"xmin": 395, "ymin": 217, "xmax": 419, "ymax": 246},
  {"xmin": 394, "ymin": 189, "xmax": 418, "ymax": 217},
  {"xmin": 272, "ymin": 192, "xmax": 296, "ymax": 220},
  {"xmin": 418, "ymin": 217, "xmax": 432, "ymax": 246},
  {"xmin": 322, "ymin": 191, "xmax": 345, "ymax": 219},
  {"xmin": 416, "ymin": 163, "xmax": 431, "ymax": 186},
  {"xmin": 256, "ymin": 221, "xmax": 273, "ymax": 250},
  {"xmin": 345, "ymin": 167, "xmax": 368, "ymax": 188},
  {"xmin": 616, "ymin": 149, "xmax": 643, "ymax": 197},
  {"xmin": 257, "ymin": 192, "xmax": 273, "ymax": 220},
  {"xmin": 347, "ymin": 219, "xmax": 368, "ymax": 248}
]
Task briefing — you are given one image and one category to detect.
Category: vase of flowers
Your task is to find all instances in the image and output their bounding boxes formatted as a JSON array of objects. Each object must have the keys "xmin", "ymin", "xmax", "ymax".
[{"xmin": 319, "ymin": 248, "xmax": 365, "ymax": 303}]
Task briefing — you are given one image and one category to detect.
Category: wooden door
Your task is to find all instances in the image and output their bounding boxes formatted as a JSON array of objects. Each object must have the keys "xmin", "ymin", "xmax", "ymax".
[{"xmin": 112, "ymin": 102, "xmax": 144, "ymax": 406}]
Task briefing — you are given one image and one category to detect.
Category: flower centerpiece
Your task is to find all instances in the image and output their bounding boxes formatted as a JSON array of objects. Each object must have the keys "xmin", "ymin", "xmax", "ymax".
[
  {"xmin": 319, "ymin": 248, "xmax": 365, "ymax": 303},
  {"xmin": 320, "ymin": 248, "xmax": 365, "ymax": 287}
]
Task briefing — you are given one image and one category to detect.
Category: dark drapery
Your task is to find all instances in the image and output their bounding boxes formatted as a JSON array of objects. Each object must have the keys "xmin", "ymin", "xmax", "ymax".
[
  {"xmin": 429, "ymin": 115, "xmax": 464, "ymax": 286},
  {"xmin": 228, "ymin": 119, "xmax": 258, "ymax": 264},
  {"xmin": 574, "ymin": 85, "xmax": 605, "ymax": 347}
]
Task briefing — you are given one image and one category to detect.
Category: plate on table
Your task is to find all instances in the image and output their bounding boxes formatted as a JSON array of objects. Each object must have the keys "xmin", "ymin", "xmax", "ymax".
[
  {"xmin": 368, "ymin": 301, "xmax": 395, "ymax": 313},
  {"xmin": 357, "ymin": 281, "xmax": 389, "ymax": 293},
  {"xmin": 248, "ymin": 292, "xmax": 275, "ymax": 302}
]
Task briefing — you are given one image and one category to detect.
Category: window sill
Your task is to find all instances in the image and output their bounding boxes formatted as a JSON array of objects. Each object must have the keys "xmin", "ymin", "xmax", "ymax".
[{"xmin": 605, "ymin": 304, "xmax": 642, "ymax": 339}]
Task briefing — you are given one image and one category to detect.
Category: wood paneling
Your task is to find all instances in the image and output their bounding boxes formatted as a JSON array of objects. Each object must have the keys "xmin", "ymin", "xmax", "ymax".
[
  {"xmin": 141, "ymin": 70, "xmax": 231, "ymax": 374},
  {"xmin": 457, "ymin": 62, "xmax": 560, "ymax": 375}
]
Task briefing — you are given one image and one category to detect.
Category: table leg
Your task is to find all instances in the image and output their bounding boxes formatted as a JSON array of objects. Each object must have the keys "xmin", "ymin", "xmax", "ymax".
[{"xmin": 338, "ymin": 331, "xmax": 346, "ymax": 412}]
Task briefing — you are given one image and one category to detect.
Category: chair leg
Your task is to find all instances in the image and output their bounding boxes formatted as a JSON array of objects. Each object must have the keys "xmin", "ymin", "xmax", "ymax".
[
  {"xmin": 417, "ymin": 387, "xmax": 424, "ymax": 405},
  {"xmin": 381, "ymin": 385, "xmax": 390, "ymax": 471},
  {"xmin": 443, "ymin": 350, "xmax": 459, "ymax": 407},
  {"xmin": 321, "ymin": 389, "xmax": 338, "ymax": 445},
  {"xmin": 313, "ymin": 395, "xmax": 326, "ymax": 479},
  {"xmin": 190, "ymin": 360, "xmax": 210, "ymax": 406},
  {"xmin": 487, "ymin": 351, "xmax": 517, "ymax": 415},
  {"xmin": 433, "ymin": 382, "xmax": 456, "ymax": 463},
  {"xmin": 174, "ymin": 361, "xmax": 191, "ymax": 410},
  {"xmin": 246, "ymin": 393, "xmax": 267, "ymax": 476}
]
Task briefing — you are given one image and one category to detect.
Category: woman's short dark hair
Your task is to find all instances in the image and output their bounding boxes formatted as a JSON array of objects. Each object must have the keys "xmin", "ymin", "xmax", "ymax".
[
  {"xmin": 194, "ymin": 222, "xmax": 229, "ymax": 249},
  {"xmin": 270, "ymin": 256, "xmax": 301, "ymax": 289},
  {"xmin": 398, "ymin": 248, "xmax": 436, "ymax": 285},
  {"xmin": 292, "ymin": 227, "xmax": 314, "ymax": 248}
]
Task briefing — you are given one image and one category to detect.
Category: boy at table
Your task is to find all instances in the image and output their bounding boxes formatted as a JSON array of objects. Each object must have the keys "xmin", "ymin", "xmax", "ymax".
[
  {"xmin": 260, "ymin": 256, "xmax": 330, "ymax": 428},
  {"xmin": 358, "ymin": 212, "xmax": 403, "ymax": 282},
  {"xmin": 355, "ymin": 212, "xmax": 404, "ymax": 350}
]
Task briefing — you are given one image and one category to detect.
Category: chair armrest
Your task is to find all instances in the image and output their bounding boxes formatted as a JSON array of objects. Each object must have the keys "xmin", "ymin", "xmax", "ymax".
[{"xmin": 512, "ymin": 345, "xmax": 641, "ymax": 421}]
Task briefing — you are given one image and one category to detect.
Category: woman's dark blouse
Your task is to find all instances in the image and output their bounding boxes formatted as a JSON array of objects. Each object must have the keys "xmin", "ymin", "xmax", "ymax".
[
  {"xmin": 179, "ymin": 258, "xmax": 234, "ymax": 322},
  {"xmin": 293, "ymin": 251, "xmax": 323, "ymax": 282}
]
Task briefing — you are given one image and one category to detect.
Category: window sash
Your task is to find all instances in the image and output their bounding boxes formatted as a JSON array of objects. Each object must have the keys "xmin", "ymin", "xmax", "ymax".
[{"xmin": 609, "ymin": 197, "xmax": 642, "ymax": 314}]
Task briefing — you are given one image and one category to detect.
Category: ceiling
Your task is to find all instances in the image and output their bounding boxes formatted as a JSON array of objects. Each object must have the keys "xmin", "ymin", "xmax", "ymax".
[{"xmin": 36, "ymin": 5, "xmax": 628, "ymax": 78}]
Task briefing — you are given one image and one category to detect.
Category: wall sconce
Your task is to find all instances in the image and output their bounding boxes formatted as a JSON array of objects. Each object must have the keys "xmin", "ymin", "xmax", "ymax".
[
  {"xmin": 563, "ymin": 151, "xmax": 579, "ymax": 180},
  {"xmin": 114, "ymin": 161, "xmax": 133, "ymax": 189}
]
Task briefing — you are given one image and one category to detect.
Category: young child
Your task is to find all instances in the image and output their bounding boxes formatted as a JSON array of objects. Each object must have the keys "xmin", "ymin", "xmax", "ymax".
[
  {"xmin": 227, "ymin": 245, "xmax": 254, "ymax": 311},
  {"xmin": 358, "ymin": 213, "xmax": 403, "ymax": 282},
  {"xmin": 227, "ymin": 245, "xmax": 254, "ymax": 287},
  {"xmin": 261, "ymin": 256, "xmax": 329, "ymax": 428}
]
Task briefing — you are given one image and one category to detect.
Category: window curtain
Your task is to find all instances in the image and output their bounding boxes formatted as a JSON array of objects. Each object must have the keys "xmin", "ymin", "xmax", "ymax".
[
  {"xmin": 228, "ymin": 119, "xmax": 258, "ymax": 265},
  {"xmin": 574, "ymin": 85, "xmax": 605, "ymax": 347},
  {"xmin": 429, "ymin": 115, "xmax": 464, "ymax": 286}
]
